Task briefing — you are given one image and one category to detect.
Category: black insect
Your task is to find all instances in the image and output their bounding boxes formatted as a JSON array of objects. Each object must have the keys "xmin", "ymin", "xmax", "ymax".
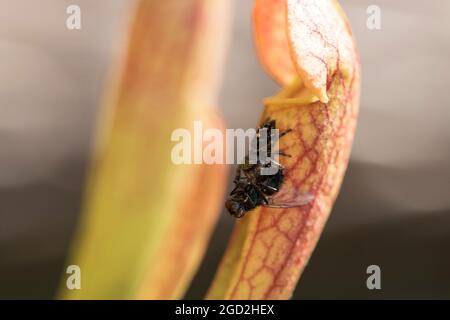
[{"xmin": 225, "ymin": 118, "xmax": 313, "ymax": 218}]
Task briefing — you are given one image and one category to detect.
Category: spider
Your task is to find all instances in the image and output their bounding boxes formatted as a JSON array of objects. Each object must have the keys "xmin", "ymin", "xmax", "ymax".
[{"xmin": 225, "ymin": 118, "xmax": 313, "ymax": 218}]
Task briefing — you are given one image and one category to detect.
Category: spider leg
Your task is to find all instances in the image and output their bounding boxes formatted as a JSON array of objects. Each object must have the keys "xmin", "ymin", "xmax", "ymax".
[
  {"xmin": 261, "ymin": 184, "xmax": 278, "ymax": 193},
  {"xmin": 266, "ymin": 158, "xmax": 284, "ymax": 169},
  {"xmin": 243, "ymin": 192, "xmax": 257, "ymax": 207},
  {"xmin": 230, "ymin": 185, "xmax": 240, "ymax": 195},
  {"xmin": 233, "ymin": 165, "xmax": 242, "ymax": 183},
  {"xmin": 272, "ymin": 150, "xmax": 291, "ymax": 157},
  {"xmin": 253, "ymin": 185, "xmax": 269, "ymax": 204},
  {"xmin": 267, "ymin": 128, "xmax": 291, "ymax": 143},
  {"xmin": 252, "ymin": 120, "xmax": 292, "ymax": 164},
  {"xmin": 260, "ymin": 117, "xmax": 274, "ymax": 128},
  {"xmin": 278, "ymin": 128, "xmax": 293, "ymax": 139}
]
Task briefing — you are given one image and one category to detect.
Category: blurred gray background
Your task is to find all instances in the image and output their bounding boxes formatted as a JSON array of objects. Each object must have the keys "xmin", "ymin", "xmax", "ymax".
[{"xmin": 0, "ymin": 0, "xmax": 449, "ymax": 299}]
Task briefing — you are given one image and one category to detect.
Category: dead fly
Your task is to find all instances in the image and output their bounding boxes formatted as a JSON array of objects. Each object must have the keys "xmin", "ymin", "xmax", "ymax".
[{"xmin": 225, "ymin": 118, "xmax": 314, "ymax": 218}]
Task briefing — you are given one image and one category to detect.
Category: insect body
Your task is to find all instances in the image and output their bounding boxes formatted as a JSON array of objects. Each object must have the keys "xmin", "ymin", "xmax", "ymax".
[{"xmin": 225, "ymin": 119, "xmax": 313, "ymax": 218}]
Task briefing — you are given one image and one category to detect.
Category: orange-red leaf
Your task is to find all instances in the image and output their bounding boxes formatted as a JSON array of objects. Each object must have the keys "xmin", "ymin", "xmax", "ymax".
[{"xmin": 207, "ymin": 0, "xmax": 360, "ymax": 299}]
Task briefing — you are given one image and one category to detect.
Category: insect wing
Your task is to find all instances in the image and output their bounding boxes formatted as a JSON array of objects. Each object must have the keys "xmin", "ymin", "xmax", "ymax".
[{"xmin": 264, "ymin": 189, "xmax": 314, "ymax": 208}]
